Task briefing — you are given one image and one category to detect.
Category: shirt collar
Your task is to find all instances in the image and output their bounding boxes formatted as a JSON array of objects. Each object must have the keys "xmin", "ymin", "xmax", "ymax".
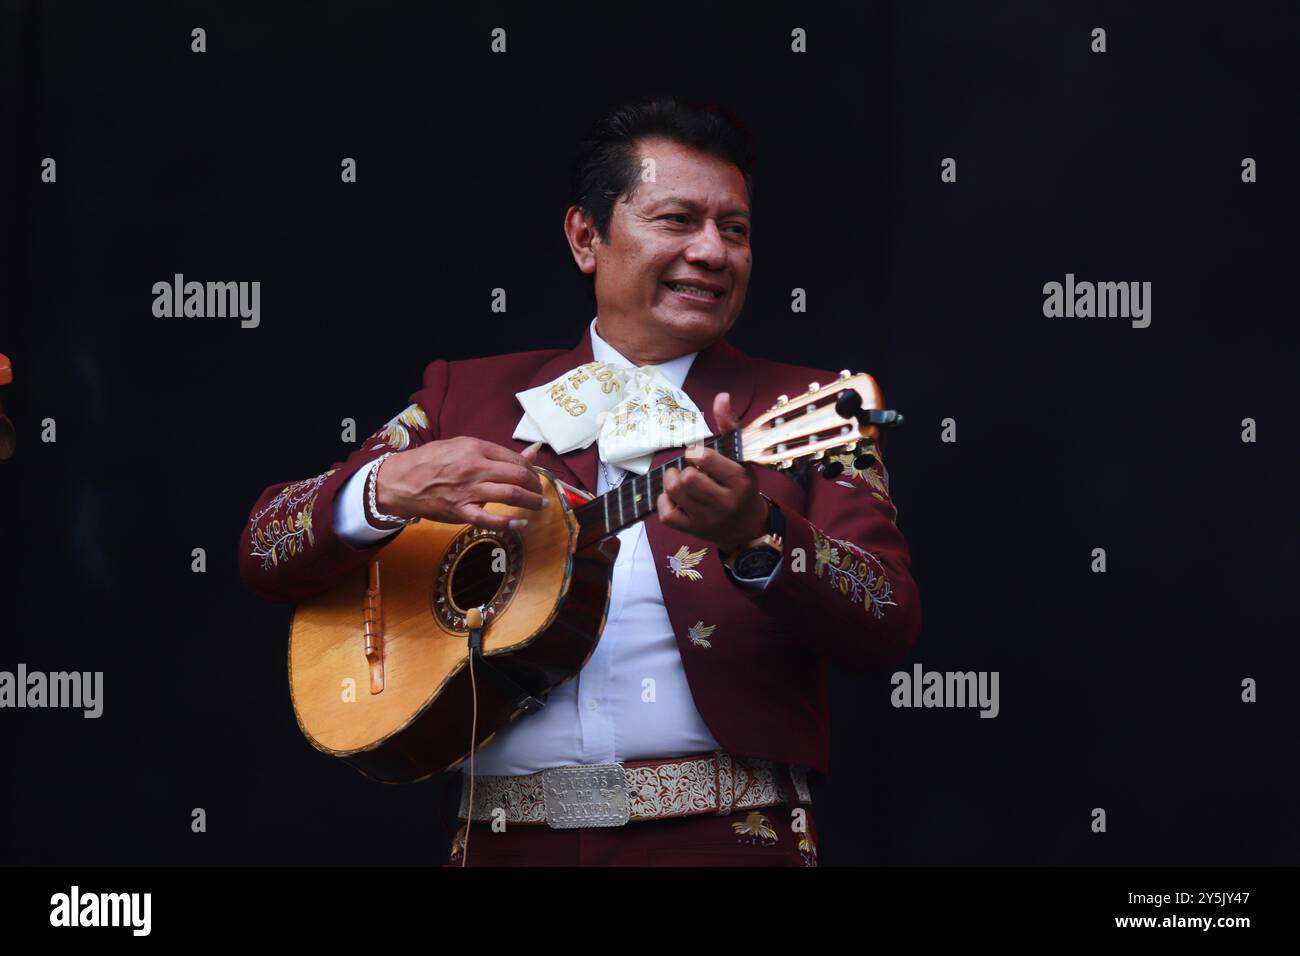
[{"xmin": 588, "ymin": 316, "xmax": 698, "ymax": 390}]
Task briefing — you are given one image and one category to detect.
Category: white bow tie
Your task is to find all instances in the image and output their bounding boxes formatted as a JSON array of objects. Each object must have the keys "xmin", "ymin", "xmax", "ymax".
[{"xmin": 512, "ymin": 360, "xmax": 711, "ymax": 475}]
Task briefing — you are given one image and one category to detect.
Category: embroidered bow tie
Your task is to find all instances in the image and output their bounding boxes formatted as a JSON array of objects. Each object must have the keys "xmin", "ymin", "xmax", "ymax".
[{"xmin": 512, "ymin": 360, "xmax": 711, "ymax": 475}]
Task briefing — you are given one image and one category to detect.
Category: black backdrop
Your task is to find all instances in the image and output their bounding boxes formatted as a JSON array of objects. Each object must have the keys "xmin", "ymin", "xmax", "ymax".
[{"xmin": 2, "ymin": 0, "xmax": 1297, "ymax": 865}]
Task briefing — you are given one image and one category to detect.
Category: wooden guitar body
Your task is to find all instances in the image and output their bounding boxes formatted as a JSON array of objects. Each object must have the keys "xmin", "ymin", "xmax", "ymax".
[{"xmin": 289, "ymin": 467, "xmax": 618, "ymax": 783}]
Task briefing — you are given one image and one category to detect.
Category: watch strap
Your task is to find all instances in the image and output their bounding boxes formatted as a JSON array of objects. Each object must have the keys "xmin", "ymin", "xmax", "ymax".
[{"xmin": 722, "ymin": 494, "xmax": 784, "ymax": 570}]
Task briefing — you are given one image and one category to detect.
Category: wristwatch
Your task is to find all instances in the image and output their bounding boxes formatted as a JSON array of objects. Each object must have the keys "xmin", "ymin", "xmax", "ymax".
[{"xmin": 721, "ymin": 493, "xmax": 784, "ymax": 579}]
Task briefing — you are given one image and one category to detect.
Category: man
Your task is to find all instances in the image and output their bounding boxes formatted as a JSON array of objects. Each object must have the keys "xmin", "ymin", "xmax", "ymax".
[{"xmin": 238, "ymin": 97, "xmax": 921, "ymax": 866}]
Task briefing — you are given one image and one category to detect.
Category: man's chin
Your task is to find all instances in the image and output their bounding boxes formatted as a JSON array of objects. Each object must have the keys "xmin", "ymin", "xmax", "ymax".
[{"xmin": 649, "ymin": 304, "xmax": 735, "ymax": 347}]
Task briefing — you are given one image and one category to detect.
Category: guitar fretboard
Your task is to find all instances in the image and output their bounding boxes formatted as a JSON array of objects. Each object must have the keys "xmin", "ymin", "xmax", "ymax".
[{"xmin": 573, "ymin": 430, "xmax": 743, "ymax": 549}]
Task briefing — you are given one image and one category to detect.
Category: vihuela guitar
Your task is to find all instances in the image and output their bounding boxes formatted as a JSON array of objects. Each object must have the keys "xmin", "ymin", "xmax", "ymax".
[{"xmin": 289, "ymin": 371, "xmax": 901, "ymax": 782}]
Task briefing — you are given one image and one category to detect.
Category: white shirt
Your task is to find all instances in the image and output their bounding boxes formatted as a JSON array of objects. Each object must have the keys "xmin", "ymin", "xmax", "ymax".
[{"xmin": 334, "ymin": 317, "xmax": 777, "ymax": 775}]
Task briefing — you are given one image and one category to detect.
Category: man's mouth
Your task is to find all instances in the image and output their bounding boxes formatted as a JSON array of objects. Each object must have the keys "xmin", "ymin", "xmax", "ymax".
[{"xmin": 663, "ymin": 281, "xmax": 725, "ymax": 302}]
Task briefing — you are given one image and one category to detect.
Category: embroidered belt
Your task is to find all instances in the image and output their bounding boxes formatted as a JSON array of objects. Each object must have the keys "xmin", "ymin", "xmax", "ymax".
[{"xmin": 458, "ymin": 750, "xmax": 813, "ymax": 829}]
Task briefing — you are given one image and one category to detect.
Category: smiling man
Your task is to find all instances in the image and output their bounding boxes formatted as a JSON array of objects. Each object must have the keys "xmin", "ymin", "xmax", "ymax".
[
  {"xmin": 569, "ymin": 135, "xmax": 752, "ymax": 366},
  {"xmin": 238, "ymin": 97, "xmax": 921, "ymax": 867}
]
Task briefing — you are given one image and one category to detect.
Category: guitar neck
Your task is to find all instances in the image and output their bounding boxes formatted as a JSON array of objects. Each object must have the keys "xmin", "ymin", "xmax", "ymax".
[
  {"xmin": 573, "ymin": 430, "xmax": 743, "ymax": 550},
  {"xmin": 570, "ymin": 371, "xmax": 893, "ymax": 550}
]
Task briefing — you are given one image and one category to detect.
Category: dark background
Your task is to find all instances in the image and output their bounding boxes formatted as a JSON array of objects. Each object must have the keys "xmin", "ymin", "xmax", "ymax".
[{"xmin": 2, "ymin": 0, "xmax": 1297, "ymax": 865}]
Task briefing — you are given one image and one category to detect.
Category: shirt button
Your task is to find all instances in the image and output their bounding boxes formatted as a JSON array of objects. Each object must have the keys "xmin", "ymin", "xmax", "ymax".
[{"xmin": 587, "ymin": 699, "xmax": 598, "ymax": 711}]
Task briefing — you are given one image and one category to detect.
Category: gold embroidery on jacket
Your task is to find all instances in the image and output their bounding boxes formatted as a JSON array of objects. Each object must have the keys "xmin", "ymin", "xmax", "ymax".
[
  {"xmin": 249, "ymin": 469, "xmax": 337, "ymax": 569},
  {"xmin": 666, "ymin": 545, "xmax": 708, "ymax": 581},
  {"xmin": 811, "ymin": 524, "xmax": 897, "ymax": 619},
  {"xmin": 448, "ymin": 823, "xmax": 468, "ymax": 864},
  {"xmin": 828, "ymin": 437, "xmax": 890, "ymax": 497},
  {"xmin": 827, "ymin": 439, "xmax": 899, "ymax": 523},
  {"xmin": 687, "ymin": 620, "xmax": 717, "ymax": 648},
  {"xmin": 732, "ymin": 811, "xmax": 778, "ymax": 845},
  {"xmin": 369, "ymin": 403, "xmax": 429, "ymax": 452},
  {"xmin": 798, "ymin": 831, "xmax": 819, "ymax": 866}
]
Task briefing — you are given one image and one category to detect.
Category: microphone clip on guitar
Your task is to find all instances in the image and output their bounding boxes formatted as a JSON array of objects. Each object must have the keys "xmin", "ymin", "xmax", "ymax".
[{"xmin": 466, "ymin": 606, "xmax": 546, "ymax": 717}]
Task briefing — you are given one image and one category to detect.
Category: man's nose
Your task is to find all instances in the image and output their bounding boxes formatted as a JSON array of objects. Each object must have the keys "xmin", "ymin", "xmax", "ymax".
[{"xmin": 682, "ymin": 219, "xmax": 728, "ymax": 268}]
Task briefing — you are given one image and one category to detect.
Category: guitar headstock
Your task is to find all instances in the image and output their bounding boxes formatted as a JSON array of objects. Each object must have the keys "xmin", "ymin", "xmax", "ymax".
[{"xmin": 739, "ymin": 369, "xmax": 903, "ymax": 475}]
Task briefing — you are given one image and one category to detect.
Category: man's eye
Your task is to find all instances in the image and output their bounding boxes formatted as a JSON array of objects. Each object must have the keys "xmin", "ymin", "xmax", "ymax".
[
  {"xmin": 725, "ymin": 224, "xmax": 749, "ymax": 236},
  {"xmin": 662, "ymin": 214, "xmax": 689, "ymax": 223}
]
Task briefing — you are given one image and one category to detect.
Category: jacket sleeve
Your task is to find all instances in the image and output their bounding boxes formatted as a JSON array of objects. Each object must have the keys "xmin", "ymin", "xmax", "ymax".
[
  {"xmin": 236, "ymin": 359, "xmax": 450, "ymax": 604},
  {"xmin": 741, "ymin": 428, "xmax": 922, "ymax": 675}
]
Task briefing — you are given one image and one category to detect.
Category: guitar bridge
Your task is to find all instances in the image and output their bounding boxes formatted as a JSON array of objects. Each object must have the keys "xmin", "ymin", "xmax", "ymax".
[{"xmin": 363, "ymin": 560, "xmax": 385, "ymax": 694}]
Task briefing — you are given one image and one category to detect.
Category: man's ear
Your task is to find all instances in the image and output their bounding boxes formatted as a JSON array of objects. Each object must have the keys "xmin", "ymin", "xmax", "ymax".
[{"xmin": 563, "ymin": 204, "xmax": 600, "ymax": 275}]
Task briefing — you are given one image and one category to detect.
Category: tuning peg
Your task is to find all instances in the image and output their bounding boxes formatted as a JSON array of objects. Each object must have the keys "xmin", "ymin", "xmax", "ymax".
[
  {"xmin": 838, "ymin": 369, "xmax": 851, "ymax": 379},
  {"xmin": 835, "ymin": 389, "xmax": 862, "ymax": 420},
  {"xmin": 807, "ymin": 381, "xmax": 820, "ymax": 393},
  {"xmin": 821, "ymin": 459, "xmax": 844, "ymax": 479},
  {"xmin": 776, "ymin": 394, "xmax": 789, "ymax": 406},
  {"xmin": 854, "ymin": 408, "xmax": 905, "ymax": 429}
]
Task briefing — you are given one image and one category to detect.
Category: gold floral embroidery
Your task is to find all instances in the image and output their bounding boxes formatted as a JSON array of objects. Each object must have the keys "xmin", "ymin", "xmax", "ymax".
[
  {"xmin": 687, "ymin": 620, "xmax": 716, "ymax": 648},
  {"xmin": 448, "ymin": 823, "xmax": 468, "ymax": 863},
  {"xmin": 828, "ymin": 438, "xmax": 890, "ymax": 497},
  {"xmin": 811, "ymin": 524, "xmax": 896, "ymax": 619},
  {"xmin": 608, "ymin": 385, "xmax": 698, "ymax": 437},
  {"xmin": 608, "ymin": 399, "xmax": 648, "ymax": 436},
  {"xmin": 732, "ymin": 812, "xmax": 778, "ymax": 845},
  {"xmin": 651, "ymin": 387, "xmax": 696, "ymax": 429},
  {"xmin": 666, "ymin": 545, "xmax": 708, "ymax": 581},
  {"xmin": 798, "ymin": 831, "xmax": 818, "ymax": 866},
  {"xmin": 249, "ymin": 470, "xmax": 337, "ymax": 570},
  {"xmin": 369, "ymin": 403, "xmax": 429, "ymax": 452}
]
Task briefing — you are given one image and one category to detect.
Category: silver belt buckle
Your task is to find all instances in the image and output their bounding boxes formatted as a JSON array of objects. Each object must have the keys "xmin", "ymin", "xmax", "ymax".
[{"xmin": 542, "ymin": 763, "xmax": 630, "ymax": 829}]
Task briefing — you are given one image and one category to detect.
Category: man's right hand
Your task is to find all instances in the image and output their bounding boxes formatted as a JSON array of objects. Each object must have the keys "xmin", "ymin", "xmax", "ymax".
[{"xmin": 373, "ymin": 437, "xmax": 549, "ymax": 533}]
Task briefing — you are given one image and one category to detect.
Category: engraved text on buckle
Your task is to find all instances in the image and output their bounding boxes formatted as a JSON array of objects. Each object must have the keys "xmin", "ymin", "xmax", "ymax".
[{"xmin": 542, "ymin": 764, "xmax": 630, "ymax": 829}]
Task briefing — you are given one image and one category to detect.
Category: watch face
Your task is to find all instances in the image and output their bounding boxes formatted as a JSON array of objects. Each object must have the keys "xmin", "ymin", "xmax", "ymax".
[{"xmin": 735, "ymin": 547, "xmax": 780, "ymax": 578}]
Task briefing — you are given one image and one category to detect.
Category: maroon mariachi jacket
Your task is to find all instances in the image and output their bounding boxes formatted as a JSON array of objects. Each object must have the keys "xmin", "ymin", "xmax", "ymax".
[{"xmin": 237, "ymin": 328, "xmax": 922, "ymax": 777}]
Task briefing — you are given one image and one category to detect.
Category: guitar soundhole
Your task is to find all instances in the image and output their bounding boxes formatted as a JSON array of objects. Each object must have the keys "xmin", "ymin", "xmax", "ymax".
[
  {"xmin": 449, "ymin": 539, "xmax": 506, "ymax": 612},
  {"xmin": 433, "ymin": 527, "xmax": 524, "ymax": 632}
]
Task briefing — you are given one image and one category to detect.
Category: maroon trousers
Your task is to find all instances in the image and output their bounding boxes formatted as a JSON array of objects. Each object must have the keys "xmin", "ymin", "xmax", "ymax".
[{"xmin": 445, "ymin": 802, "xmax": 820, "ymax": 867}]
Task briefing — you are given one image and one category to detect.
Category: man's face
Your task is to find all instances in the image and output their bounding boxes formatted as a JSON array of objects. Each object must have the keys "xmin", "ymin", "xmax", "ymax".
[{"xmin": 581, "ymin": 137, "xmax": 753, "ymax": 357}]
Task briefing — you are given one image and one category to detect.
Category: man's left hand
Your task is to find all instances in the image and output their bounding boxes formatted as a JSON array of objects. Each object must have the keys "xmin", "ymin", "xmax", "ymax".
[{"xmin": 656, "ymin": 392, "xmax": 769, "ymax": 553}]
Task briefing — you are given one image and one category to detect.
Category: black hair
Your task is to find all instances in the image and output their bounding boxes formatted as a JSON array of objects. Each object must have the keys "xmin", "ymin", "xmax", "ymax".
[{"xmin": 568, "ymin": 96, "xmax": 756, "ymax": 295}]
